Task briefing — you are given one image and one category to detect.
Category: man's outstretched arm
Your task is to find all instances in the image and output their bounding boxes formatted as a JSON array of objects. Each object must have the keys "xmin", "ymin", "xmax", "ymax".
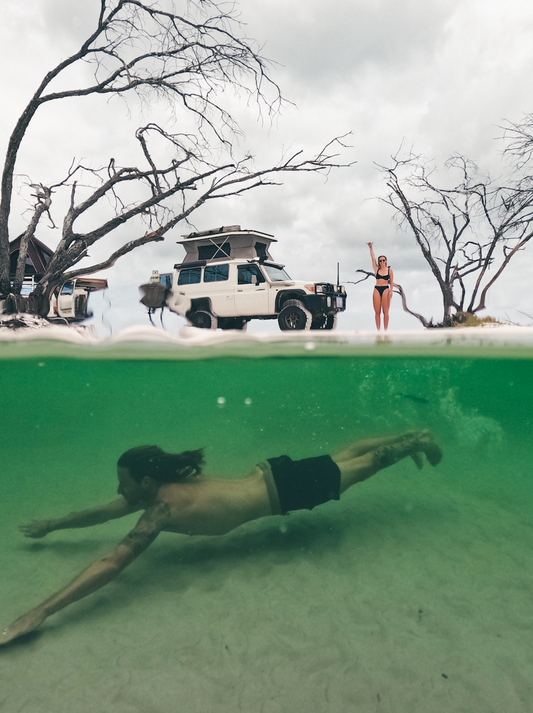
[
  {"xmin": 19, "ymin": 498, "xmax": 143, "ymax": 539},
  {"xmin": 1, "ymin": 503, "xmax": 170, "ymax": 646}
]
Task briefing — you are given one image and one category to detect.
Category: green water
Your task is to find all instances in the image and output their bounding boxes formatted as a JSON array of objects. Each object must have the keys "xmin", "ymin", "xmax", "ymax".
[{"xmin": 1, "ymin": 348, "xmax": 532, "ymax": 712}]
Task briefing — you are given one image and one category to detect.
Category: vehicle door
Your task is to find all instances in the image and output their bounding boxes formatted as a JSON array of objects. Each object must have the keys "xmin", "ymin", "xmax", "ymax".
[
  {"xmin": 234, "ymin": 264, "xmax": 270, "ymax": 315},
  {"xmin": 203, "ymin": 263, "xmax": 234, "ymax": 316},
  {"xmin": 56, "ymin": 281, "xmax": 75, "ymax": 318}
]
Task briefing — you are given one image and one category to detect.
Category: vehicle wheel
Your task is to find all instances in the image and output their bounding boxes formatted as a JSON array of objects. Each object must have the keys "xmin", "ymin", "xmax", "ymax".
[
  {"xmin": 310, "ymin": 314, "xmax": 326, "ymax": 330},
  {"xmin": 190, "ymin": 310, "xmax": 218, "ymax": 329},
  {"xmin": 310, "ymin": 313, "xmax": 338, "ymax": 330},
  {"xmin": 278, "ymin": 299, "xmax": 312, "ymax": 331},
  {"xmin": 324, "ymin": 314, "xmax": 338, "ymax": 330}
]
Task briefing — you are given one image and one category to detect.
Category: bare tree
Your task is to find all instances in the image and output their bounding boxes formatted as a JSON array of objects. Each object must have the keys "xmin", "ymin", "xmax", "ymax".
[
  {"xmin": 0, "ymin": 0, "xmax": 350, "ymax": 315},
  {"xmin": 376, "ymin": 122, "xmax": 533, "ymax": 326}
]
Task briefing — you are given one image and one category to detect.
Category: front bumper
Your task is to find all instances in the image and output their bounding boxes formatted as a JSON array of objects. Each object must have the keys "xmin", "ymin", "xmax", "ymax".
[{"xmin": 306, "ymin": 291, "xmax": 346, "ymax": 314}]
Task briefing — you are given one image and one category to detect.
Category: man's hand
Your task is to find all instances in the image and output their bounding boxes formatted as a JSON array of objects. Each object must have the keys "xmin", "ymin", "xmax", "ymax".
[
  {"xmin": 0, "ymin": 607, "xmax": 47, "ymax": 646},
  {"xmin": 19, "ymin": 520, "xmax": 51, "ymax": 539}
]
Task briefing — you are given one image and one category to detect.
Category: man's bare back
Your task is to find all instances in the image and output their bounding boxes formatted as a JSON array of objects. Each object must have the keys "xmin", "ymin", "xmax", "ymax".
[
  {"xmin": 148, "ymin": 469, "xmax": 272, "ymax": 536},
  {"xmin": 1, "ymin": 430, "xmax": 441, "ymax": 646}
]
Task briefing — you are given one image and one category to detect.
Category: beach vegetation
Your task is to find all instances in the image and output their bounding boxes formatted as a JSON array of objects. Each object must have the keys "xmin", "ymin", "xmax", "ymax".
[{"xmin": 449, "ymin": 312, "xmax": 503, "ymax": 328}]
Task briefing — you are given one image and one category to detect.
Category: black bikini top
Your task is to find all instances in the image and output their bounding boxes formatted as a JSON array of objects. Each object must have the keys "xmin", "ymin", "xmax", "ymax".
[{"xmin": 376, "ymin": 269, "xmax": 390, "ymax": 282}]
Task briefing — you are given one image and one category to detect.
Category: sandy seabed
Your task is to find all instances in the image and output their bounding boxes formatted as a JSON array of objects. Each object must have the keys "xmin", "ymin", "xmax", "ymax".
[{"xmin": 1, "ymin": 447, "xmax": 532, "ymax": 713}]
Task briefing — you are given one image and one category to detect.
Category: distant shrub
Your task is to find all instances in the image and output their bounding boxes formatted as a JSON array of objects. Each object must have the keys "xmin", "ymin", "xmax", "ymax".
[{"xmin": 451, "ymin": 312, "xmax": 503, "ymax": 328}]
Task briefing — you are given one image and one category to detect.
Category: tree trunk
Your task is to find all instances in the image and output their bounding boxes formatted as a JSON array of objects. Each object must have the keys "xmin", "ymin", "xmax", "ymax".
[{"xmin": 2, "ymin": 292, "xmax": 50, "ymax": 317}]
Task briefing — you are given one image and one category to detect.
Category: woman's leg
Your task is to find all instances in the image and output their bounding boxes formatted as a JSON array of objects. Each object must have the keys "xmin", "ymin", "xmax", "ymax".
[
  {"xmin": 381, "ymin": 288, "xmax": 391, "ymax": 330},
  {"xmin": 372, "ymin": 288, "xmax": 382, "ymax": 330}
]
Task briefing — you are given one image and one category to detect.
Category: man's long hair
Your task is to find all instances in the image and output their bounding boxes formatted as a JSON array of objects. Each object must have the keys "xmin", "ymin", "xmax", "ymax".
[{"xmin": 117, "ymin": 445, "xmax": 205, "ymax": 483}]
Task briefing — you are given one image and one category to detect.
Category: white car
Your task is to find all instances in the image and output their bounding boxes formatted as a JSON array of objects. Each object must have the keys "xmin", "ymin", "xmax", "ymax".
[
  {"xmin": 47, "ymin": 277, "xmax": 108, "ymax": 322},
  {"xmin": 140, "ymin": 226, "xmax": 346, "ymax": 331},
  {"xmin": 1, "ymin": 275, "xmax": 108, "ymax": 323}
]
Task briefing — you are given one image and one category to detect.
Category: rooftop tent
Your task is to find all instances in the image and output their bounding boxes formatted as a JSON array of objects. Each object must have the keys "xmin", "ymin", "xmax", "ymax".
[
  {"xmin": 9, "ymin": 236, "xmax": 108, "ymax": 290},
  {"xmin": 176, "ymin": 226, "xmax": 277, "ymax": 265},
  {"xmin": 9, "ymin": 235, "xmax": 54, "ymax": 277}
]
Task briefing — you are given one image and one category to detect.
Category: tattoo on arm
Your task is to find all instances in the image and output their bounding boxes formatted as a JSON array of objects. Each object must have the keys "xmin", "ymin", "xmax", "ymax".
[{"xmin": 119, "ymin": 503, "xmax": 170, "ymax": 558}]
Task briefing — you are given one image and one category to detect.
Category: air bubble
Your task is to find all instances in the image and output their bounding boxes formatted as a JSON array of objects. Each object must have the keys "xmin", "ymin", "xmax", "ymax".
[
  {"xmin": 217, "ymin": 397, "xmax": 226, "ymax": 405},
  {"xmin": 244, "ymin": 398, "xmax": 252, "ymax": 406}
]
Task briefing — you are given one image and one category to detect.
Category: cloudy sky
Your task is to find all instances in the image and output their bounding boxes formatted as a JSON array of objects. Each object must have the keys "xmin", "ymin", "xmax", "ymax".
[{"xmin": 2, "ymin": 0, "xmax": 533, "ymax": 334}]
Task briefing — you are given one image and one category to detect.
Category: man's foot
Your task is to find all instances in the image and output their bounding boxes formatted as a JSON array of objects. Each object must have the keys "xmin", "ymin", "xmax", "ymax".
[
  {"xmin": 372, "ymin": 430, "xmax": 442, "ymax": 470},
  {"xmin": 415, "ymin": 430, "xmax": 443, "ymax": 466}
]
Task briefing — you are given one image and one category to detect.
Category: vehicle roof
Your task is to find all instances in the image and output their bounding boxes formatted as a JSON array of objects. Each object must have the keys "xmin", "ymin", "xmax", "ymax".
[
  {"xmin": 177, "ymin": 225, "xmax": 276, "ymax": 244},
  {"xmin": 174, "ymin": 259, "xmax": 286, "ymax": 270}
]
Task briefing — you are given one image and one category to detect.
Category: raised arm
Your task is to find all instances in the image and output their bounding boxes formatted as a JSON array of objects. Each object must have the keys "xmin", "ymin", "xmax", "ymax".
[
  {"xmin": 1, "ymin": 503, "xmax": 170, "ymax": 646},
  {"xmin": 367, "ymin": 242, "xmax": 378, "ymax": 273},
  {"xmin": 19, "ymin": 497, "xmax": 142, "ymax": 539}
]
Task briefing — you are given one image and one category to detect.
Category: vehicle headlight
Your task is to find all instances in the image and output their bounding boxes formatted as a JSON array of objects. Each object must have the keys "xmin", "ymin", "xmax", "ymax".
[{"xmin": 315, "ymin": 284, "xmax": 325, "ymax": 294}]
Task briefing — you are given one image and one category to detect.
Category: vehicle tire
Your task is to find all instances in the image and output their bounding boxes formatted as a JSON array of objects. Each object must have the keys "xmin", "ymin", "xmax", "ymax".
[
  {"xmin": 310, "ymin": 314, "xmax": 326, "ymax": 330},
  {"xmin": 310, "ymin": 313, "xmax": 338, "ymax": 330},
  {"xmin": 324, "ymin": 313, "xmax": 338, "ymax": 330},
  {"xmin": 190, "ymin": 310, "xmax": 218, "ymax": 329},
  {"xmin": 278, "ymin": 299, "xmax": 312, "ymax": 331}
]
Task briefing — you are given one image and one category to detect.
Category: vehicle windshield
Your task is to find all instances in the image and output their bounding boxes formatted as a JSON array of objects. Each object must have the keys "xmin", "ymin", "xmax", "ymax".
[{"xmin": 262, "ymin": 264, "xmax": 292, "ymax": 282}]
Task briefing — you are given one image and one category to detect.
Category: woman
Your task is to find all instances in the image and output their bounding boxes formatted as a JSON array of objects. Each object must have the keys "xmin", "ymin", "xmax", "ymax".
[{"xmin": 367, "ymin": 242, "xmax": 394, "ymax": 330}]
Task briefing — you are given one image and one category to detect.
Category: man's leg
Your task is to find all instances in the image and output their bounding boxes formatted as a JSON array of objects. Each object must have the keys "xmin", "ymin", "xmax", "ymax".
[
  {"xmin": 332, "ymin": 430, "xmax": 442, "ymax": 494},
  {"xmin": 333, "ymin": 433, "xmax": 417, "ymax": 463}
]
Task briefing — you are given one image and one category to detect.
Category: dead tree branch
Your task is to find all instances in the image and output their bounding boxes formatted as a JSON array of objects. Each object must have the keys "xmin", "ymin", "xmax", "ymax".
[
  {"xmin": 376, "ymin": 135, "xmax": 533, "ymax": 326},
  {"xmin": 0, "ymin": 1, "xmax": 351, "ymax": 309}
]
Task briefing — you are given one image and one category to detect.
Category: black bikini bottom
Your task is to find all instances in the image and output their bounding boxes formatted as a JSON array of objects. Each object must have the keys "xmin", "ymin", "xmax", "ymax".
[{"xmin": 374, "ymin": 285, "xmax": 389, "ymax": 297}]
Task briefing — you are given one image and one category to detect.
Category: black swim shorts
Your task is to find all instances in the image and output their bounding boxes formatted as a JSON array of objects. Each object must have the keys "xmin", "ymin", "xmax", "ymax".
[{"xmin": 258, "ymin": 455, "xmax": 341, "ymax": 515}]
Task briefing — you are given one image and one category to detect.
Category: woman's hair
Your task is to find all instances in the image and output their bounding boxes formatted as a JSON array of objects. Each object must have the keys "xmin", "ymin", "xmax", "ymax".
[{"xmin": 117, "ymin": 445, "xmax": 205, "ymax": 483}]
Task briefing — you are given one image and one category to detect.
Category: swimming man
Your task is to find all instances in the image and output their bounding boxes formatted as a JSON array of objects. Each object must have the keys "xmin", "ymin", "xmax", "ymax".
[{"xmin": 0, "ymin": 430, "xmax": 442, "ymax": 646}]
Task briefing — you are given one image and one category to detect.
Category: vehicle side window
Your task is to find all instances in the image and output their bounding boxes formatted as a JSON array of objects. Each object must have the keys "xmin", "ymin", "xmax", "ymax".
[
  {"xmin": 159, "ymin": 273, "xmax": 173, "ymax": 289},
  {"xmin": 204, "ymin": 264, "xmax": 229, "ymax": 282},
  {"xmin": 178, "ymin": 267, "xmax": 202, "ymax": 285},
  {"xmin": 60, "ymin": 282, "xmax": 74, "ymax": 295},
  {"xmin": 238, "ymin": 265, "xmax": 263, "ymax": 285}
]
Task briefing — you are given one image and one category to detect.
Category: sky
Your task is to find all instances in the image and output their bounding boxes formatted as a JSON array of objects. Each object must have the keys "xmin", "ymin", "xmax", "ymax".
[{"xmin": 2, "ymin": 0, "xmax": 533, "ymax": 335}]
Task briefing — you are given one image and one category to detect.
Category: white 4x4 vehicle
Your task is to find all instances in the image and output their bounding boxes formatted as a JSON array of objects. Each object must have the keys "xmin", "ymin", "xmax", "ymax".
[{"xmin": 140, "ymin": 226, "xmax": 346, "ymax": 331}]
